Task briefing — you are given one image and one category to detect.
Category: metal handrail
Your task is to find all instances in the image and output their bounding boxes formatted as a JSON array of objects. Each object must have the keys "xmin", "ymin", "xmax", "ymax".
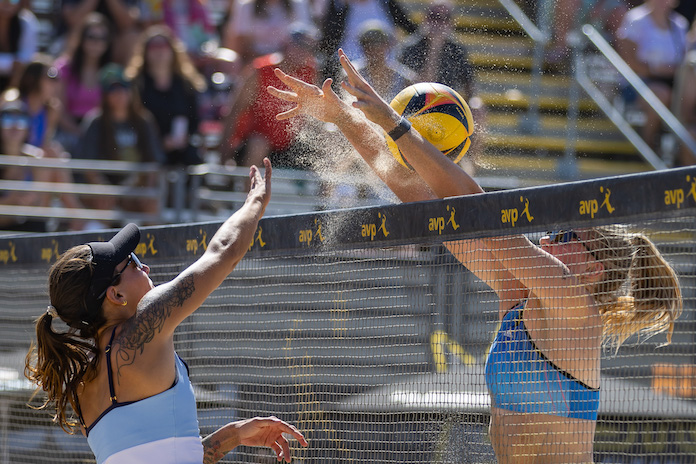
[
  {"xmin": 496, "ymin": 0, "xmax": 546, "ymax": 43},
  {"xmin": 496, "ymin": 0, "xmax": 549, "ymax": 135},
  {"xmin": 0, "ymin": 155, "xmax": 168, "ymax": 229},
  {"xmin": 581, "ymin": 24, "xmax": 696, "ymax": 161}
]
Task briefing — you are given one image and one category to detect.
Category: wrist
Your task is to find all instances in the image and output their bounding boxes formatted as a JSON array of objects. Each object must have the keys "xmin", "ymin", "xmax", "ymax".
[{"xmin": 386, "ymin": 117, "xmax": 412, "ymax": 142}]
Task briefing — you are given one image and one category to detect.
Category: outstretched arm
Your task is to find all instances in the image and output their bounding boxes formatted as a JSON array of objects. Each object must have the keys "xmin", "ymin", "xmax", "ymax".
[
  {"xmin": 268, "ymin": 53, "xmax": 527, "ymax": 311},
  {"xmin": 269, "ymin": 66, "xmax": 433, "ymax": 203},
  {"xmin": 122, "ymin": 159, "xmax": 272, "ymax": 348},
  {"xmin": 202, "ymin": 416, "xmax": 308, "ymax": 464}
]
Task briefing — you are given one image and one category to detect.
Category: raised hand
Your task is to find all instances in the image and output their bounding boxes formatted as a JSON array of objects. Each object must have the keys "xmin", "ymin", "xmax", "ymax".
[
  {"xmin": 247, "ymin": 157, "xmax": 272, "ymax": 213},
  {"xmin": 267, "ymin": 69, "xmax": 349, "ymax": 124},
  {"xmin": 337, "ymin": 49, "xmax": 401, "ymax": 131}
]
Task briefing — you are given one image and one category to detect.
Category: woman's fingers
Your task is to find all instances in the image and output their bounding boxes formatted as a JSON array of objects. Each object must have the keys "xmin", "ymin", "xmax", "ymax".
[
  {"xmin": 275, "ymin": 106, "xmax": 301, "ymax": 120},
  {"xmin": 277, "ymin": 435, "xmax": 291, "ymax": 463},
  {"xmin": 274, "ymin": 68, "xmax": 322, "ymax": 96},
  {"xmin": 267, "ymin": 86, "xmax": 297, "ymax": 102}
]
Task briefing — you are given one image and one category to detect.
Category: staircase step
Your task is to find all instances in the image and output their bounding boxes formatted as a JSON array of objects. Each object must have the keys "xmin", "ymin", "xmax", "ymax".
[
  {"xmin": 483, "ymin": 114, "xmax": 636, "ymax": 155},
  {"xmin": 474, "ymin": 154, "xmax": 651, "ymax": 181}
]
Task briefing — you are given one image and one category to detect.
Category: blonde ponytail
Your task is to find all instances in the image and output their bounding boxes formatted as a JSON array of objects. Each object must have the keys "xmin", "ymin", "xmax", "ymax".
[{"xmin": 586, "ymin": 228, "xmax": 682, "ymax": 348}]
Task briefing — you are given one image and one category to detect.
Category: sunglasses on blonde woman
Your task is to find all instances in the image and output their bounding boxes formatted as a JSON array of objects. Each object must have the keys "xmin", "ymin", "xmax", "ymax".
[{"xmin": 547, "ymin": 230, "xmax": 597, "ymax": 260}]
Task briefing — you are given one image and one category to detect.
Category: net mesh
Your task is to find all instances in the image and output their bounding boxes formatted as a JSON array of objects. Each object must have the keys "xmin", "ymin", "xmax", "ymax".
[{"xmin": 1, "ymin": 168, "xmax": 696, "ymax": 463}]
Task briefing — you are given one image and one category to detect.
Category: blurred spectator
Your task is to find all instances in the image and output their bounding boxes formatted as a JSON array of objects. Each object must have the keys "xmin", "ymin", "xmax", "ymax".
[
  {"xmin": 318, "ymin": 0, "xmax": 417, "ymax": 81},
  {"xmin": 17, "ymin": 57, "xmax": 62, "ymax": 152},
  {"xmin": 126, "ymin": 25, "xmax": 206, "ymax": 166},
  {"xmin": 0, "ymin": 98, "xmax": 47, "ymax": 231},
  {"xmin": 0, "ymin": 0, "xmax": 38, "ymax": 92},
  {"xmin": 397, "ymin": 0, "xmax": 474, "ymax": 99},
  {"xmin": 196, "ymin": 46, "xmax": 243, "ymax": 123},
  {"xmin": 59, "ymin": 0, "xmax": 141, "ymax": 65},
  {"xmin": 674, "ymin": 21, "xmax": 696, "ymax": 166},
  {"xmin": 222, "ymin": 0, "xmax": 312, "ymax": 64},
  {"xmin": 54, "ymin": 12, "xmax": 114, "ymax": 154},
  {"xmin": 688, "ymin": 19, "xmax": 696, "ymax": 52},
  {"xmin": 75, "ymin": 64, "xmax": 164, "ymax": 214},
  {"xmin": 138, "ymin": 0, "xmax": 216, "ymax": 58},
  {"xmin": 195, "ymin": 46, "xmax": 244, "ymax": 162},
  {"xmin": 219, "ymin": 24, "xmax": 317, "ymax": 168},
  {"xmin": 0, "ymin": 97, "xmax": 84, "ymax": 232},
  {"xmin": 353, "ymin": 20, "xmax": 414, "ymax": 101},
  {"xmin": 617, "ymin": 0, "xmax": 688, "ymax": 151},
  {"xmin": 546, "ymin": 0, "xmax": 629, "ymax": 67},
  {"xmin": 396, "ymin": 0, "xmax": 484, "ymax": 164}
]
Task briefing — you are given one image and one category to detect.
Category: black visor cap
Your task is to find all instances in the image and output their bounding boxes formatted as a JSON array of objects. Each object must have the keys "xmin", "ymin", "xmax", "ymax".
[{"xmin": 85, "ymin": 223, "xmax": 140, "ymax": 313}]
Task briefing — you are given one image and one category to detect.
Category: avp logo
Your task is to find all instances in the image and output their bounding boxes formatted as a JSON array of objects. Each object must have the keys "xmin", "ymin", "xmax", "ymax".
[
  {"xmin": 299, "ymin": 218, "xmax": 326, "ymax": 245},
  {"xmin": 579, "ymin": 186, "xmax": 615, "ymax": 218},
  {"xmin": 361, "ymin": 212, "xmax": 390, "ymax": 241},
  {"xmin": 136, "ymin": 233, "xmax": 158, "ymax": 257},
  {"xmin": 0, "ymin": 241, "xmax": 17, "ymax": 264},
  {"xmin": 664, "ymin": 174, "xmax": 696, "ymax": 209},
  {"xmin": 186, "ymin": 230, "xmax": 207, "ymax": 255},
  {"xmin": 429, "ymin": 205, "xmax": 460, "ymax": 235},
  {"xmin": 41, "ymin": 240, "xmax": 60, "ymax": 263},
  {"xmin": 248, "ymin": 226, "xmax": 266, "ymax": 250},
  {"xmin": 501, "ymin": 196, "xmax": 534, "ymax": 227}
]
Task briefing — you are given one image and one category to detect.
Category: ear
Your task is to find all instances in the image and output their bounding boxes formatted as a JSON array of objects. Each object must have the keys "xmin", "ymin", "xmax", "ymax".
[
  {"xmin": 585, "ymin": 260, "xmax": 605, "ymax": 283},
  {"xmin": 103, "ymin": 286, "xmax": 127, "ymax": 307}
]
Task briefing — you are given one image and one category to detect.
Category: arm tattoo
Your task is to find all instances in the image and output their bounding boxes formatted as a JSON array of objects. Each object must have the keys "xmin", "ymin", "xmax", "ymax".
[
  {"xmin": 202, "ymin": 438, "xmax": 225, "ymax": 464},
  {"xmin": 112, "ymin": 275, "xmax": 195, "ymax": 379}
]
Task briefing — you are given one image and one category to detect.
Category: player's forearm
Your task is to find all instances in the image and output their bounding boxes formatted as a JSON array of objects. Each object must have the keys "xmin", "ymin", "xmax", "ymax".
[
  {"xmin": 206, "ymin": 195, "xmax": 265, "ymax": 266},
  {"xmin": 391, "ymin": 126, "xmax": 485, "ymax": 199},
  {"xmin": 202, "ymin": 423, "xmax": 240, "ymax": 464},
  {"xmin": 334, "ymin": 109, "xmax": 435, "ymax": 203}
]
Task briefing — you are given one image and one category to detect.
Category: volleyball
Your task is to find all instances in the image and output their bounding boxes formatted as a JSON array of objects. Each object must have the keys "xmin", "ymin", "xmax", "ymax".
[{"xmin": 386, "ymin": 82, "xmax": 474, "ymax": 169}]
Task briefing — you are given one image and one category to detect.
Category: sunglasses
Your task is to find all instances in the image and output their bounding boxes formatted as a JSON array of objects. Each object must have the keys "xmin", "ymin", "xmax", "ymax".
[
  {"xmin": 0, "ymin": 113, "xmax": 30, "ymax": 130},
  {"xmin": 547, "ymin": 230, "xmax": 597, "ymax": 259},
  {"xmin": 85, "ymin": 33, "xmax": 109, "ymax": 42},
  {"xmin": 97, "ymin": 252, "xmax": 144, "ymax": 300}
]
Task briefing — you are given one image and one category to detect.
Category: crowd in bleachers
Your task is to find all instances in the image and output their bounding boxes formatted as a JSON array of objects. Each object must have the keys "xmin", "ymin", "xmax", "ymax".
[{"xmin": 0, "ymin": 0, "xmax": 695, "ymax": 233}]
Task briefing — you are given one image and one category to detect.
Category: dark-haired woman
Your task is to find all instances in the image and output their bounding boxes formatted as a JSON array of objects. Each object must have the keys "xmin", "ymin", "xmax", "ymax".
[
  {"xmin": 55, "ymin": 12, "xmax": 114, "ymax": 154},
  {"xmin": 126, "ymin": 25, "xmax": 206, "ymax": 166},
  {"xmin": 74, "ymin": 63, "xmax": 164, "ymax": 215},
  {"xmin": 26, "ymin": 159, "xmax": 309, "ymax": 463}
]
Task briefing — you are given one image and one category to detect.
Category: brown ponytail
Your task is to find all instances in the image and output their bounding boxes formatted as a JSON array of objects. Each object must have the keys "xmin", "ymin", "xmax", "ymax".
[
  {"xmin": 24, "ymin": 245, "xmax": 106, "ymax": 433},
  {"xmin": 587, "ymin": 227, "xmax": 683, "ymax": 348}
]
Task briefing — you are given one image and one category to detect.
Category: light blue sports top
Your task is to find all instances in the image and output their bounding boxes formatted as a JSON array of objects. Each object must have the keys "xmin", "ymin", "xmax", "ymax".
[
  {"xmin": 77, "ymin": 328, "xmax": 203, "ymax": 464},
  {"xmin": 484, "ymin": 302, "xmax": 600, "ymax": 421}
]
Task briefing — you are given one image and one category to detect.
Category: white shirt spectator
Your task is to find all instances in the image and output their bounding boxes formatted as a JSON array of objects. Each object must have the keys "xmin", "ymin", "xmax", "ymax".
[
  {"xmin": 617, "ymin": 4, "xmax": 688, "ymax": 70},
  {"xmin": 0, "ymin": 9, "xmax": 39, "ymax": 76},
  {"xmin": 231, "ymin": 0, "xmax": 311, "ymax": 56}
]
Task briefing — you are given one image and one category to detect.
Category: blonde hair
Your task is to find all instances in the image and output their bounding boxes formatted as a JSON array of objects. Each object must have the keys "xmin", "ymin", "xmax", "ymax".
[{"xmin": 585, "ymin": 226, "xmax": 682, "ymax": 348}]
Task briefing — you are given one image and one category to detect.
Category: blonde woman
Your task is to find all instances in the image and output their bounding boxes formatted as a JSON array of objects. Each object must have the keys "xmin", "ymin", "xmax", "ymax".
[{"xmin": 268, "ymin": 50, "xmax": 683, "ymax": 463}]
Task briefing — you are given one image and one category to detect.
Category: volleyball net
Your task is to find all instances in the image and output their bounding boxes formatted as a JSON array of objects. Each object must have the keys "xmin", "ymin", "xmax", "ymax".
[{"xmin": 1, "ymin": 167, "xmax": 696, "ymax": 463}]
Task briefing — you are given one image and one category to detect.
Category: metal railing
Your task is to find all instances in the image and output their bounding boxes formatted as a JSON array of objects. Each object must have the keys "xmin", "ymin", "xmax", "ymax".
[
  {"xmin": 496, "ymin": 0, "xmax": 548, "ymax": 135},
  {"xmin": 0, "ymin": 156, "xmax": 166, "ymax": 229},
  {"xmin": 578, "ymin": 25, "xmax": 696, "ymax": 166},
  {"xmin": 495, "ymin": 1, "xmax": 696, "ymax": 176}
]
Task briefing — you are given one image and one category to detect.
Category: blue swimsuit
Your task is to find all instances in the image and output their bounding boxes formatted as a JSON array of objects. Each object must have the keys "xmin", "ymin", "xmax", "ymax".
[
  {"xmin": 484, "ymin": 302, "xmax": 600, "ymax": 421},
  {"xmin": 77, "ymin": 328, "xmax": 203, "ymax": 463}
]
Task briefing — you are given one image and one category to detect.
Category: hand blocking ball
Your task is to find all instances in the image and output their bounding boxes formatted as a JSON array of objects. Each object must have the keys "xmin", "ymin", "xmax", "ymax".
[{"xmin": 386, "ymin": 82, "xmax": 474, "ymax": 170}]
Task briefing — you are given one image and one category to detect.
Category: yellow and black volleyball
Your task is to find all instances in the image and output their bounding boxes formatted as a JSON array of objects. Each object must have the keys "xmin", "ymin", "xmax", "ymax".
[{"xmin": 386, "ymin": 82, "xmax": 474, "ymax": 170}]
